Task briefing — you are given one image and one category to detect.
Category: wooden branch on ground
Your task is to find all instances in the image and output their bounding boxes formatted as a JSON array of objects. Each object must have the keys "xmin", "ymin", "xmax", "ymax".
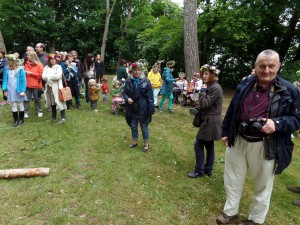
[{"xmin": 0, "ymin": 168, "xmax": 50, "ymax": 179}]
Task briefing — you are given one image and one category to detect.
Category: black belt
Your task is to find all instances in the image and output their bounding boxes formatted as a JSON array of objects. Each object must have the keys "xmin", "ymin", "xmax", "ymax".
[{"xmin": 239, "ymin": 133, "xmax": 264, "ymax": 142}]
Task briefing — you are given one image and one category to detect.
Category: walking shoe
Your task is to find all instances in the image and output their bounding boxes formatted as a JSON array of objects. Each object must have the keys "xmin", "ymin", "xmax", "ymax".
[
  {"xmin": 159, "ymin": 109, "xmax": 163, "ymax": 112},
  {"xmin": 76, "ymin": 103, "xmax": 82, "ymax": 109},
  {"xmin": 142, "ymin": 145, "xmax": 149, "ymax": 152},
  {"xmin": 129, "ymin": 143, "xmax": 138, "ymax": 148},
  {"xmin": 47, "ymin": 118, "xmax": 57, "ymax": 122},
  {"xmin": 238, "ymin": 220, "xmax": 262, "ymax": 225},
  {"xmin": 287, "ymin": 186, "xmax": 300, "ymax": 194},
  {"xmin": 38, "ymin": 112, "xmax": 43, "ymax": 117},
  {"xmin": 216, "ymin": 213, "xmax": 238, "ymax": 224},
  {"xmin": 204, "ymin": 170, "xmax": 212, "ymax": 177},
  {"xmin": 168, "ymin": 109, "xmax": 175, "ymax": 114},
  {"xmin": 187, "ymin": 171, "xmax": 203, "ymax": 178},
  {"xmin": 13, "ymin": 121, "xmax": 19, "ymax": 127},
  {"xmin": 292, "ymin": 200, "xmax": 300, "ymax": 207},
  {"xmin": 58, "ymin": 118, "xmax": 66, "ymax": 124},
  {"xmin": 24, "ymin": 113, "xmax": 29, "ymax": 118}
]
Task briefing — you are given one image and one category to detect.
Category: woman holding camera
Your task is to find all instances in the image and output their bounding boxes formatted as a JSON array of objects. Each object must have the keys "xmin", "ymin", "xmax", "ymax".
[
  {"xmin": 187, "ymin": 64, "xmax": 223, "ymax": 178},
  {"xmin": 122, "ymin": 62, "xmax": 155, "ymax": 152}
]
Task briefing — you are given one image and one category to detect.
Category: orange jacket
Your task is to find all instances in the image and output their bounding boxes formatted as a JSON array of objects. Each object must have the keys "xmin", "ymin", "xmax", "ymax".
[{"xmin": 24, "ymin": 61, "xmax": 44, "ymax": 88}]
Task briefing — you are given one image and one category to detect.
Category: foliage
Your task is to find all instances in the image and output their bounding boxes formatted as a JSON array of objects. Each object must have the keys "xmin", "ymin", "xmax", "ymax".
[
  {"xmin": 137, "ymin": 15, "xmax": 184, "ymax": 72},
  {"xmin": 279, "ymin": 60, "xmax": 300, "ymax": 82},
  {"xmin": 196, "ymin": 0, "xmax": 300, "ymax": 86},
  {"xmin": 0, "ymin": 0, "xmax": 106, "ymax": 57},
  {"xmin": 0, "ymin": 0, "xmax": 299, "ymax": 83},
  {"xmin": 0, "ymin": 78, "xmax": 299, "ymax": 224}
]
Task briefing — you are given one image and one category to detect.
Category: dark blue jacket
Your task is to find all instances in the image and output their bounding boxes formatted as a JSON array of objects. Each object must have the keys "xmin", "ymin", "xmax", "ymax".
[
  {"xmin": 123, "ymin": 77, "xmax": 155, "ymax": 127},
  {"xmin": 222, "ymin": 75, "xmax": 300, "ymax": 174}
]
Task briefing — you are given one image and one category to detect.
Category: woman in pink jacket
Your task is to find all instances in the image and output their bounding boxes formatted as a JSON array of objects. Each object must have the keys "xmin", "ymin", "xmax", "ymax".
[{"xmin": 23, "ymin": 51, "xmax": 44, "ymax": 118}]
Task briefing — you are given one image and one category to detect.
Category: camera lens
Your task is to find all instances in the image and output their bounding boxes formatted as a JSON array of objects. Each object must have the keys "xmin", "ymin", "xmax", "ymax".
[{"xmin": 250, "ymin": 122, "xmax": 262, "ymax": 132}]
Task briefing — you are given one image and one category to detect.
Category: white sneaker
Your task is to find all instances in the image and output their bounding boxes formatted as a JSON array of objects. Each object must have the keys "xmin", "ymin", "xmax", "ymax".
[
  {"xmin": 24, "ymin": 113, "xmax": 29, "ymax": 118},
  {"xmin": 38, "ymin": 112, "xmax": 43, "ymax": 117},
  {"xmin": 58, "ymin": 118, "xmax": 66, "ymax": 124}
]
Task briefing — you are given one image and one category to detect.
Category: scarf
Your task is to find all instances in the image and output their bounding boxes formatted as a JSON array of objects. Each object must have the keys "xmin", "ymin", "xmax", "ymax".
[{"xmin": 133, "ymin": 77, "xmax": 141, "ymax": 89}]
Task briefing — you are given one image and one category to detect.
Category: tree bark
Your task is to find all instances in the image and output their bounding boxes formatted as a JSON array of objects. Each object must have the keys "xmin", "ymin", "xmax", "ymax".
[
  {"xmin": 0, "ymin": 31, "xmax": 7, "ymax": 53},
  {"xmin": 101, "ymin": 0, "xmax": 117, "ymax": 62},
  {"xmin": 184, "ymin": 0, "xmax": 200, "ymax": 80},
  {"xmin": 0, "ymin": 168, "xmax": 50, "ymax": 179}
]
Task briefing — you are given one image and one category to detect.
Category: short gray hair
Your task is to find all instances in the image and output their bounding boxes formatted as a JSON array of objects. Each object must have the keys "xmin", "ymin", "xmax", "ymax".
[{"xmin": 255, "ymin": 49, "xmax": 280, "ymax": 64}]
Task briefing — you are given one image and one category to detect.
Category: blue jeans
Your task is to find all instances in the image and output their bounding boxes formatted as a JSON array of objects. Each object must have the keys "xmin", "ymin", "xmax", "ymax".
[{"xmin": 131, "ymin": 117, "xmax": 149, "ymax": 141}]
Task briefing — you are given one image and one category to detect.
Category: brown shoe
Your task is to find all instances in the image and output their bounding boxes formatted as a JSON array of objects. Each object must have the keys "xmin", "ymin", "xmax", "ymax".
[
  {"xmin": 292, "ymin": 200, "xmax": 300, "ymax": 207},
  {"xmin": 216, "ymin": 212, "xmax": 238, "ymax": 224},
  {"xmin": 238, "ymin": 220, "xmax": 262, "ymax": 225},
  {"xmin": 287, "ymin": 186, "xmax": 300, "ymax": 194}
]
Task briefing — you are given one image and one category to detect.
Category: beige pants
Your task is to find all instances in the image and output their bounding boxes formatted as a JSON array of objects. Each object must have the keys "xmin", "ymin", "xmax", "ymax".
[{"xmin": 223, "ymin": 135, "xmax": 275, "ymax": 224}]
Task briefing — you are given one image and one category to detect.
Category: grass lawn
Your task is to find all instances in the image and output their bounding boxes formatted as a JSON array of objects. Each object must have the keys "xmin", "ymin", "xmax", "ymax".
[{"xmin": 0, "ymin": 75, "xmax": 299, "ymax": 225}]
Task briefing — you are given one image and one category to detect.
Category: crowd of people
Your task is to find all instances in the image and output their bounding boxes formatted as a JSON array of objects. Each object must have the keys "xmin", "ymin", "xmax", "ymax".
[
  {"xmin": 0, "ymin": 44, "xmax": 105, "ymax": 126},
  {"xmin": 1, "ymin": 47, "xmax": 300, "ymax": 225}
]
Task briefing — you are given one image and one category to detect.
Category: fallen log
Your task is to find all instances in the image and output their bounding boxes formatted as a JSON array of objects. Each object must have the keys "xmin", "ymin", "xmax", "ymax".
[{"xmin": 0, "ymin": 168, "xmax": 50, "ymax": 179}]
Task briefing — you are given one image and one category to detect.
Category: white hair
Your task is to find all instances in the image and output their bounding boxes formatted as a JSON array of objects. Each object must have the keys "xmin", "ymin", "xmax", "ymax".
[{"xmin": 255, "ymin": 49, "xmax": 280, "ymax": 64}]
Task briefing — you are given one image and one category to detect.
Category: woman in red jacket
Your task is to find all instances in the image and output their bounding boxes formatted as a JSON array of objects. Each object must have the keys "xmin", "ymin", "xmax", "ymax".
[{"xmin": 24, "ymin": 51, "xmax": 44, "ymax": 118}]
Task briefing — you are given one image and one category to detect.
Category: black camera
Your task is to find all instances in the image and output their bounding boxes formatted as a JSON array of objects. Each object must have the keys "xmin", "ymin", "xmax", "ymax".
[{"xmin": 238, "ymin": 117, "xmax": 266, "ymax": 133}]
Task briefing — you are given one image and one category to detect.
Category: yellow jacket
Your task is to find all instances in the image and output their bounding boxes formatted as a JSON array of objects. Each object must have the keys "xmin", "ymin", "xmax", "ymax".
[{"xmin": 148, "ymin": 70, "xmax": 162, "ymax": 88}]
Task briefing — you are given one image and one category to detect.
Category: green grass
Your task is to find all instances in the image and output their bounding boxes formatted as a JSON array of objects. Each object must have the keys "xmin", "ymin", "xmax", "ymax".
[{"xmin": 0, "ymin": 76, "xmax": 299, "ymax": 224}]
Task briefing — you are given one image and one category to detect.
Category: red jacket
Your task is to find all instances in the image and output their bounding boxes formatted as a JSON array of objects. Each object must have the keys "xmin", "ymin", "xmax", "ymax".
[
  {"xmin": 24, "ymin": 61, "xmax": 44, "ymax": 88},
  {"xmin": 101, "ymin": 82, "xmax": 109, "ymax": 94}
]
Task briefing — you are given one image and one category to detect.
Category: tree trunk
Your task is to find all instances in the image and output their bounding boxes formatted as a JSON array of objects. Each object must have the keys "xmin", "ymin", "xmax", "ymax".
[
  {"xmin": 184, "ymin": 0, "xmax": 200, "ymax": 80},
  {"xmin": 0, "ymin": 31, "xmax": 7, "ymax": 53},
  {"xmin": 101, "ymin": 0, "xmax": 116, "ymax": 62},
  {"xmin": 0, "ymin": 168, "xmax": 50, "ymax": 179},
  {"xmin": 117, "ymin": 0, "xmax": 133, "ymax": 68}
]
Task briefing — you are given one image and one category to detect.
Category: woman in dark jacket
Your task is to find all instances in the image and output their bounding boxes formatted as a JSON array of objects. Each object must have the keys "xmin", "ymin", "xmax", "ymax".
[
  {"xmin": 187, "ymin": 64, "xmax": 223, "ymax": 178},
  {"xmin": 122, "ymin": 62, "xmax": 155, "ymax": 152}
]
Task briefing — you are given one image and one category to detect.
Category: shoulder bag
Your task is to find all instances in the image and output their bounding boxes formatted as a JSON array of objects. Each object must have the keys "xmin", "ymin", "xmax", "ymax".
[{"xmin": 58, "ymin": 73, "xmax": 72, "ymax": 101}]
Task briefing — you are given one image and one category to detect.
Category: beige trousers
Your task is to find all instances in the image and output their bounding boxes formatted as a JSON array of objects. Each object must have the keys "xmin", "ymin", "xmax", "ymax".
[{"xmin": 223, "ymin": 135, "xmax": 275, "ymax": 224}]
